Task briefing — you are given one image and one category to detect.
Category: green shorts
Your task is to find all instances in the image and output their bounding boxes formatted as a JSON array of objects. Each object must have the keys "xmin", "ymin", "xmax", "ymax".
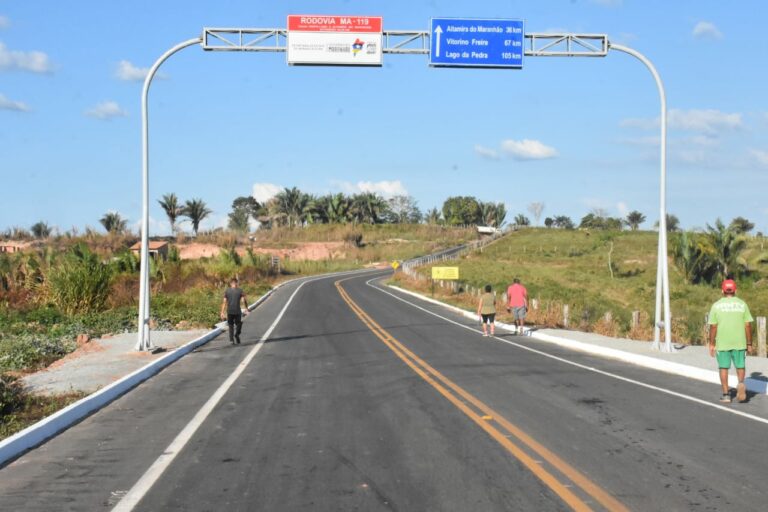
[{"xmin": 716, "ymin": 349, "xmax": 746, "ymax": 370}]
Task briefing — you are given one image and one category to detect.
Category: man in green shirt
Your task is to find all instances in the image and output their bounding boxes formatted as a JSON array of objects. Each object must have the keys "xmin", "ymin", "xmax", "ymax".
[{"xmin": 708, "ymin": 279, "xmax": 753, "ymax": 403}]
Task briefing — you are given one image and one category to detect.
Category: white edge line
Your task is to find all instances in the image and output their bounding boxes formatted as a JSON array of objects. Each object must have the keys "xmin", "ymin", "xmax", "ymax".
[
  {"xmin": 368, "ymin": 280, "xmax": 768, "ymax": 426},
  {"xmin": 0, "ymin": 269, "xmax": 371, "ymax": 468},
  {"xmin": 112, "ymin": 269, "xmax": 380, "ymax": 511}
]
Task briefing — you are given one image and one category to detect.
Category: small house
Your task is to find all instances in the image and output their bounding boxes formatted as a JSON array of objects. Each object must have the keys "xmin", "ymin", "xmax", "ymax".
[{"xmin": 130, "ymin": 241, "xmax": 170, "ymax": 261}]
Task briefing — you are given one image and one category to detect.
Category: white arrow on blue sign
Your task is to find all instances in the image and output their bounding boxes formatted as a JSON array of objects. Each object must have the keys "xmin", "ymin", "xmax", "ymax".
[{"xmin": 429, "ymin": 18, "xmax": 524, "ymax": 68}]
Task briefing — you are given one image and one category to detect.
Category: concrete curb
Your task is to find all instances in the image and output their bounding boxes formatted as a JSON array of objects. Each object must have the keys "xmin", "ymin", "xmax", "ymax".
[
  {"xmin": 0, "ymin": 281, "xmax": 290, "ymax": 468},
  {"xmin": 387, "ymin": 285, "xmax": 767, "ymax": 395}
]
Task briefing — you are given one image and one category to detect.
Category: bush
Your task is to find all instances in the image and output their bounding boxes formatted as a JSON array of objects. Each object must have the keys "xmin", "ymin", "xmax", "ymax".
[
  {"xmin": 0, "ymin": 374, "xmax": 24, "ymax": 417},
  {"xmin": 45, "ymin": 244, "xmax": 112, "ymax": 315}
]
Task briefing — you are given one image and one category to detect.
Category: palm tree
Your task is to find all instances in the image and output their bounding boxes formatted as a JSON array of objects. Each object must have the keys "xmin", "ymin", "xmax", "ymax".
[
  {"xmin": 183, "ymin": 198, "xmax": 212, "ymax": 236},
  {"xmin": 514, "ymin": 214, "xmax": 530, "ymax": 227},
  {"xmin": 30, "ymin": 221, "xmax": 52, "ymax": 239},
  {"xmin": 100, "ymin": 212, "xmax": 128, "ymax": 234},
  {"xmin": 672, "ymin": 231, "xmax": 715, "ymax": 284},
  {"xmin": 351, "ymin": 192, "xmax": 388, "ymax": 224},
  {"xmin": 274, "ymin": 187, "xmax": 314, "ymax": 227},
  {"xmin": 625, "ymin": 210, "xmax": 646, "ymax": 231},
  {"xmin": 158, "ymin": 193, "xmax": 183, "ymax": 235},
  {"xmin": 655, "ymin": 213, "xmax": 680, "ymax": 232},
  {"xmin": 425, "ymin": 208, "xmax": 442, "ymax": 225},
  {"xmin": 704, "ymin": 218, "xmax": 747, "ymax": 280},
  {"xmin": 316, "ymin": 193, "xmax": 351, "ymax": 224}
]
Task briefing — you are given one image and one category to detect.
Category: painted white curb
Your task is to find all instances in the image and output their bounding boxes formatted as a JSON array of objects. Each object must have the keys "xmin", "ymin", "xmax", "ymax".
[
  {"xmin": 388, "ymin": 285, "xmax": 767, "ymax": 395},
  {"xmin": 0, "ymin": 281, "xmax": 290, "ymax": 468}
]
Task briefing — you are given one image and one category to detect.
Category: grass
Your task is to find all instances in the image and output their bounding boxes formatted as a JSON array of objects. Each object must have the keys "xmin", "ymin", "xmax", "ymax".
[{"xmin": 396, "ymin": 228, "xmax": 768, "ymax": 344}]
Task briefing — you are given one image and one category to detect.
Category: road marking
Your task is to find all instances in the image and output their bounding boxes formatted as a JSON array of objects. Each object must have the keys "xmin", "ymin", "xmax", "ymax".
[
  {"xmin": 336, "ymin": 279, "xmax": 628, "ymax": 512},
  {"xmin": 367, "ymin": 277, "xmax": 768, "ymax": 427},
  {"xmin": 112, "ymin": 271, "xmax": 366, "ymax": 512}
]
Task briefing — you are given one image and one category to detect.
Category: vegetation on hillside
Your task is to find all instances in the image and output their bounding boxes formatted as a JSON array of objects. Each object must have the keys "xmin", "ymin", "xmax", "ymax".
[{"xmin": 397, "ymin": 225, "xmax": 767, "ymax": 345}]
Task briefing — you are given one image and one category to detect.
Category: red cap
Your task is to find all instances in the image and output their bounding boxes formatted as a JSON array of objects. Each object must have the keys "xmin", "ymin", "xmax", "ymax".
[{"xmin": 721, "ymin": 279, "xmax": 736, "ymax": 293}]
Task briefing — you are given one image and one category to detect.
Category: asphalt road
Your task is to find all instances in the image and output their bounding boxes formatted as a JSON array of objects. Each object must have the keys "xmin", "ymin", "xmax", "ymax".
[{"xmin": 2, "ymin": 270, "xmax": 768, "ymax": 511}]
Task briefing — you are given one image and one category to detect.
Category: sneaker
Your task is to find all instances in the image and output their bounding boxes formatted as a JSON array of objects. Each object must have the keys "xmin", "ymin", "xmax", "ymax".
[
  {"xmin": 737, "ymin": 383, "xmax": 747, "ymax": 402},
  {"xmin": 482, "ymin": 332, "xmax": 489, "ymax": 337},
  {"xmin": 719, "ymin": 393, "xmax": 731, "ymax": 403}
]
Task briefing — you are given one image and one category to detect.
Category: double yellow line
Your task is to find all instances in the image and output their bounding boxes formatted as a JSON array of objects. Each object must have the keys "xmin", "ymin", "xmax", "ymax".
[{"xmin": 336, "ymin": 279, "xmax": 628, "ymax": 512}]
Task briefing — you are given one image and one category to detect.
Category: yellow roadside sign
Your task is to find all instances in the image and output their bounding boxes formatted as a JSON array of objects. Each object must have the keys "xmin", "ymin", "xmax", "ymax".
[
  {"xmin": 432, "ymin": 266, "xmax": 459, "ymax": 280},
  {"xmin": 391, "ymin": 260, "xmax": 400, "ymax": 270}
]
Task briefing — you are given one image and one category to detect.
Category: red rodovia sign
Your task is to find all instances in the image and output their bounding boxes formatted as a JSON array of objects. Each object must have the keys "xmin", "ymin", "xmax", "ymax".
[{"xmin": 287, "ymin": 15, "xmax": 383, "ymax": 33}]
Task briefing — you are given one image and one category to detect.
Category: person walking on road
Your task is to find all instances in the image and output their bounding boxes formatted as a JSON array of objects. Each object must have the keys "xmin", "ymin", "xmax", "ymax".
[
  {"xmin": 708, "ymin": 279, "xmax": 753, "ymax": 403},
  {"xmin": 477, "ymin": 285, "xmax": 496, "ymax": 337},
  {"xmin": 507, "ymin": 278, "xmax": 528, "ymax": 335},
  {"xmin": 220, "ymin": 277, "xmax": 249, "ymax": 344}
]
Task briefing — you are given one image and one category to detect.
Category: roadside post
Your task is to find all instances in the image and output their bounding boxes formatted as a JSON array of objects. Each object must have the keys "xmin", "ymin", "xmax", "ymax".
[{"xmin": 758, "ymin": 317, "xmax": 767, "ymax": 358}]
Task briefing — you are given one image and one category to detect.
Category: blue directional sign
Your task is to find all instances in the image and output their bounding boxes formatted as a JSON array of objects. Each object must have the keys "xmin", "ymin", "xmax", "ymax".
[{"xmin": 429, "ymin": 18, "xmax": 524, "ymax": 68}]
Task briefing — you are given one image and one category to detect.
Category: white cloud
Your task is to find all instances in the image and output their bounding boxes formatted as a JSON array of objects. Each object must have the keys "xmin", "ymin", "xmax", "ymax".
[
  {"xmin": 616, "ymin": 202, "xmax": 629, "ymax": 216},
  {"xmin": 115, "ymin": 60, "xmax": 166, "ymax": 81},
  {"xmin": 0, "ymin": 16, "xmax": 9, "ymax": 29},
  {"xmin": 501, "ymin": 139, "xmax": 558, "ymax": 160},
  {"xmin": 621, "ymin": 109, "xmax": 742, "ymax": 135},
  {"xmin": 336, "ymin": 180, "xmax": 408, "ymax": 198},
  {"xmin": 85, "ymin": 101, "xmax": 127, "ymax": 120},
  {"xmin": 474, "ymin": 144, "xmax": 500, "ymax": 160},
  {"xmin": 693, "ymin": 21, "xmax": 723, "ymax": 40},
  {"xmin": 252, "ymin": 183, "xmax": 283, "ymax": 204},
  {"xmin": 0, "ymin": 41, "xmax": 53, "ymax": 73},
  {"xmin": 750, "ymin": 149, "xmax": 768, "ymax": 167},
  {"xmin": 670, "ymin": 109, "xmax": 741, "ymax": 133},
  {"xmin": 0, "ymin": 93, "xmax": 29, "ymax": 112}
]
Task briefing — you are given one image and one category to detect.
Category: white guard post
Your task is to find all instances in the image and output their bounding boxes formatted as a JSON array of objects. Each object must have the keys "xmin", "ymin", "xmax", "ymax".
[{"xmin": 136, "ymin": 29, "xmax": 672, "ymax": 353}]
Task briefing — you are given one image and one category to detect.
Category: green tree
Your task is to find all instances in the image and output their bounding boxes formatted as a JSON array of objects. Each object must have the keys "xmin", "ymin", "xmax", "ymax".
[
  {"xmin": 158, "ymin": 193, "xmax": 183, "ymax": 234},
  {"xmin": 183, "ymin": 198, "xmax": 212, "ymax": 236},
  {"xmin": 272, "ymin": 187, "xmax": 314, "ymax": 227},
  {"xmin": 580, "ymin": 213, "xmax": 622, "ymax": 230},
  {"xmin": 553, "ymin": 215, "xmax": 575, "ymax": 229},
  {"xmin": 655, "ymin": 213, "xmax": 680, "ymax": 232},
  {"xmin": 315, "ymin": 193, "xmax": 351, "ymax": 224},
  {"xmin": 387, "ymin": 195, "xmax": 422, "ymax": 224},
  {"xmin": 704, "ymin": 218, "xmax": 747, "ymax": 280},
  {"xmin": 441, "ymin": 196, "xmax": 481, "ymax": 226},
  {"xmin": 30, "ymin": 221, "xmax": 52, "ymax": 239},
  {"xmin": 625, "ymin": 210, "xmax": 646, "ymax": 231},
  {"xmin": 544, "ymin": 217, "xmax": 554, "ymax": 228},
  {"xmin": 99, "ymin": 212, "xmax": 128, "ymax": 234},
  {"xmin": 729, "ymin": 216, "xmax": 754, "ymax": 235},
  {"xmin": 425, "ymin": 207, "xmax": 442, "ymax": 225},
  {"xmin": 514, "ymin": 214, "xmax": 530, "ymax": 227},
  {"xmin": 672, "ymin": 231, "xmax": 716, "ymax": 284},
  {"xmin": 228, "ymin": 196, "xmax": 261, "ymax": 233},
  {"xmin": 351, "ymin": 192, "xmax": 388, "ymax": 224}
]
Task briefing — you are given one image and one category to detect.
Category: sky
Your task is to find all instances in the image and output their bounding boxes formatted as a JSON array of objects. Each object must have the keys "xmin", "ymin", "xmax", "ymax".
[{"xmin": 1, "ymin": 0, "xmax": 767, "ymax": 235}]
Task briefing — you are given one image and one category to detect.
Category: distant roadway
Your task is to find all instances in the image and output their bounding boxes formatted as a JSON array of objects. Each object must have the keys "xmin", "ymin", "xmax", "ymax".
[{"xmin": 1, "ymin": 270, "xmax": 768, "ymax": 511}]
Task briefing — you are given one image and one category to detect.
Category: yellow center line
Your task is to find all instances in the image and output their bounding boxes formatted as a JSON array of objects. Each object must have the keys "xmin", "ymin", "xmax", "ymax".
[{"xmin": 335, "ymin": 279, "xmax": 629, "ymax": 512}]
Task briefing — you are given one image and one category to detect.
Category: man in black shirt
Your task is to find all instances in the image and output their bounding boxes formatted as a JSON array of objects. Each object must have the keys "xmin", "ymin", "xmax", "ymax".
[{"xmin": 220, "ymin": 277, "xmax": 249, "ymax": 344}]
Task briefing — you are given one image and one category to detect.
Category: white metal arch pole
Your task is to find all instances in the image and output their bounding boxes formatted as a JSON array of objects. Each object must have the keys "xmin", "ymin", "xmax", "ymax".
[
  {"xmin": 136, "ymin": 37, "xmax": 202, "ymax": 351},
  {"xmin": 609, "ymin": 43, "xmax": 673, "ymax": 352}
]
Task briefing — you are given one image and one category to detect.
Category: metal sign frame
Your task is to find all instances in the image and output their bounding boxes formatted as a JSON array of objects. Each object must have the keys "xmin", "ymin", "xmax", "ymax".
[{"xmin": 137, "ymin": 26, "xmax": 672, "ymax": 353}]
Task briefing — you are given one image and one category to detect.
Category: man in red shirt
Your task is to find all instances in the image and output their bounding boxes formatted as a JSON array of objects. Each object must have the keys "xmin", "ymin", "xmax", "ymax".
[{"xmin": 507, "ymin": 278, "xmax": 528, "ymax": 335}]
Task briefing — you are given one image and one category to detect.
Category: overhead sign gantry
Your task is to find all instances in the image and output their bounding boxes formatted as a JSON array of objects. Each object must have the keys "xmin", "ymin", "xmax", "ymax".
[{"xmin": 137, "ymin": 14, "xmax": 673, "ymax": 353}]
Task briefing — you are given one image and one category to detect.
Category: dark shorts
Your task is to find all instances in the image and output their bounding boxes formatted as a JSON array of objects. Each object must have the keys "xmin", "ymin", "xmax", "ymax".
[{"xmin": 481, "ymin": 313, "xmax": 495, "ymax": 324}]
